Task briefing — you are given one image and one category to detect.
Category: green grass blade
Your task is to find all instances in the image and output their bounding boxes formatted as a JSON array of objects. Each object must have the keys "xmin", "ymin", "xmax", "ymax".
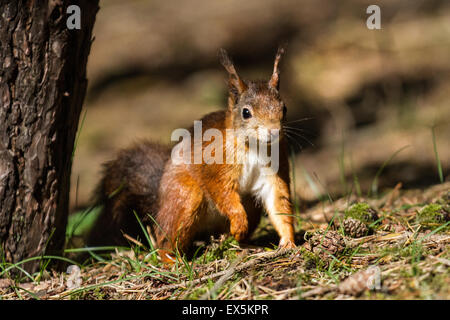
[
  {"xmin": 431, "ymin": 126, "xmax": 444, "ymax": 183},
  {"xmin": 349, "ymin": 156, "xmax": 362, "ymax": 197},
  {"xmin": 369, "ymin": 145, "xmax": 410, "ymax": 197},
  {"xmin": 289, "ymin": 149, "xmax": 300, "ymax": 214},
  {"xmin": 0, "ymin": 255, "xmax": 80, "ymax": 278},
  {"xmin": 64, "ymin": 246, "xmax": 129, "ymax": 253},
  {"xmin": 133, "ymin": 210, "xmax": 154, "ymax": 251},
  {"xmin": 339, "ymin": 135, "xmax": 348, "ymax": 195},
  {"xmin": 71, "ymin": 109, "xmax": 88, "ymax": 163}
]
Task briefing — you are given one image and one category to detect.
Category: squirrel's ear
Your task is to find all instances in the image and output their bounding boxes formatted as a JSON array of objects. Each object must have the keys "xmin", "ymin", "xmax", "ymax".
[
  {"xmin": 218, "ymin": 48, "xmax": 247, "ymax": 99},
  {"xmin": 268, "ymin": 44, "xmax": 286, "ymax": 90}
]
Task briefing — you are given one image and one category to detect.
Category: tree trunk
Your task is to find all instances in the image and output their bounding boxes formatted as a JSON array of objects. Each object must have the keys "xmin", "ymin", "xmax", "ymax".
[{"xmin": 0, "ymin": 0, "xmax": 99, "ymax": 273}]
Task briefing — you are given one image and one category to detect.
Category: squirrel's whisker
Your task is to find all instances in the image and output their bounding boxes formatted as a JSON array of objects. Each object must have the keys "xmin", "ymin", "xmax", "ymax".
[
  {"xmin": 283, "ymin": 128, "xmax": 315, "ymax": 148},
  {"xmin": 285, "ymin": 132, "xmax": 304, "ymax": 152},
  {"xmin": 283, "ymin": 125, "xmax": 316, "ymax": 137},
  {"xmin": 284, "ymin": 117, "xmax": 314, "ymax": 125}
]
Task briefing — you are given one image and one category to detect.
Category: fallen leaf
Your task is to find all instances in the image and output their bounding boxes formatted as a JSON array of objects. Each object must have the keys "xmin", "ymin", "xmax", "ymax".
[{"xmin": 0, "ymin": 278, "xmax": 13, "ymax": 289}]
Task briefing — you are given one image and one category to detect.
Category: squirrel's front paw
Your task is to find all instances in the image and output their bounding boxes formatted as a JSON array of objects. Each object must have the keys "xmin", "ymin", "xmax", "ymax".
[
  {"xmin": 230, "ymin": 218, "xmax": 248, "ymax": 242},
  {"xmin": 278, "ymin": 237, "xmax": 296, "ymax": 249},
  {"xmin": 158, "ymin": 249, "xmax": 179, "ymax": 266}
]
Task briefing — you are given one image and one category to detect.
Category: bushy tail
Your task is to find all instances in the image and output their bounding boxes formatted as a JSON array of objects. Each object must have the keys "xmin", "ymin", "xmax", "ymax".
[{"xmin": 87, "ymin": 140, "xmax": 170, "ymax": 247}]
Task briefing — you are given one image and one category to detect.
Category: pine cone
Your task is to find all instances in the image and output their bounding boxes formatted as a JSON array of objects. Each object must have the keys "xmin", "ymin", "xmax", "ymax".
[
  {"xmin": 338, "ymin": 266, "xmax": 381, "ymax": 296},
  {"xmin": 440, "ymin": 207, "xmax": 450, "ymax": 222},
  {"xmin": 443, "ymin": 191, "xmax": 450, "ymax": 204},
  {"xmin": 444, "ymin": 209, "xmax": 450, "ymax": 222},
  {"xmin": 309, "ymin": 231, "xmax": 346, "ymax": 259},
  {"xmin": 342, "ymin": 218, "xmax": 369, "ymax": 238}
]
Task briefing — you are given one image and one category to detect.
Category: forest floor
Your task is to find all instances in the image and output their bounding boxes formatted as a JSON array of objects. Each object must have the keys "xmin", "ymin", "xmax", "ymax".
[{"xmin": 1, "ymin": 182, "xmax": 448, "ymax": 300}]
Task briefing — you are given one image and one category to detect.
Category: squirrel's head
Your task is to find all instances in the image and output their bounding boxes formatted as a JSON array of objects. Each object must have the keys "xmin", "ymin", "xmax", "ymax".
[{"xmin": 219, "ymin": 46, "xmax": 287, "ymax": 144}]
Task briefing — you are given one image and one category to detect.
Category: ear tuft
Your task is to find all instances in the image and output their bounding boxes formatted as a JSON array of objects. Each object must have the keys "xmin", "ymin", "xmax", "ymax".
[
  {"xmin": 218, "ymin": 48, "xmax": 233, "ymax": 70},
  {"xmin": 268, "ymin": 43, "xmax": 287, "ymax": 90},
  {"xmin": 218, "ymin": 48, "xmax": 247, "ymax": 98}
]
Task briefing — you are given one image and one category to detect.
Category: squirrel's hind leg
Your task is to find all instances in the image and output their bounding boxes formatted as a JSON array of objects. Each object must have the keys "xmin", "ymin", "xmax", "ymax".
[{"xmin": 155, "ymin": 168, "xmax": 205, "ymax": 261}]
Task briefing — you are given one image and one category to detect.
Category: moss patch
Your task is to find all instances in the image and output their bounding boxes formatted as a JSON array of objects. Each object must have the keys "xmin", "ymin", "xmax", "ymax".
[
  {"xmin": 198, "ymin": 236, "xmax": 239, "ymax": 263},
  {"xmin": 345, "ymin": 202, "xmax": 378, "ymax": 224},
  {"xmin": 416, "ymin": 203, "xmax": 450, "ymax": 230}
]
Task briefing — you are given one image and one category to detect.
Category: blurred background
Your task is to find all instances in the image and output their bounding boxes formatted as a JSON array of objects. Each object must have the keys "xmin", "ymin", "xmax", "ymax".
[{"xmin": 70, "ymin": 0, "xmax": 450, "ymax": 213}]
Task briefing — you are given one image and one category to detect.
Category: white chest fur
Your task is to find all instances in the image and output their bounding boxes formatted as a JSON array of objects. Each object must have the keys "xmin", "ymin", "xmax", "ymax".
[{"xmin": 238, "ymin": 150, "xmax": 275, "ymax": 204}]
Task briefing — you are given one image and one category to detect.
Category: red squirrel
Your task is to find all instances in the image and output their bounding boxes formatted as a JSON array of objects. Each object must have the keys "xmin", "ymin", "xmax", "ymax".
[{"xmin": 88, "ymin": 47, "xmax": 296, "ymax": 261}]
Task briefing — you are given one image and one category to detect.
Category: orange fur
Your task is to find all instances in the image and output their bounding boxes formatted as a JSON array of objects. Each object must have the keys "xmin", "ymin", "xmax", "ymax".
[{"xmin": 154, "ymin": 47, "xmax": 296, "ymax": 259}]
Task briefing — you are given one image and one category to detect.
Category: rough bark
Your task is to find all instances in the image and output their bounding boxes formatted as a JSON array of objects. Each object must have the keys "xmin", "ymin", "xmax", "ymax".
[{"xmin": 0, "ymin": 0, "xmax": 99, "ymax": 273}]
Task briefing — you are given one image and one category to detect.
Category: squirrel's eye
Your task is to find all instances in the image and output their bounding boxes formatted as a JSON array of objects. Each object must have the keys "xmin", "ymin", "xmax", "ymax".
[{"xmin": 242, "ymin": 108, "xmax": 252, "ymax": 119}]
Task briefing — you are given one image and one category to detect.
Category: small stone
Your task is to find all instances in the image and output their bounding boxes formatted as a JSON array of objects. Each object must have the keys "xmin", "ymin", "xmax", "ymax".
[
  {"xmin": 66, "ymin": 265, "xmax": 82, "ymax": 290},
  {"xmin": 0, "ymin": 278, "xmax": 13, "ymax": 289}
]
